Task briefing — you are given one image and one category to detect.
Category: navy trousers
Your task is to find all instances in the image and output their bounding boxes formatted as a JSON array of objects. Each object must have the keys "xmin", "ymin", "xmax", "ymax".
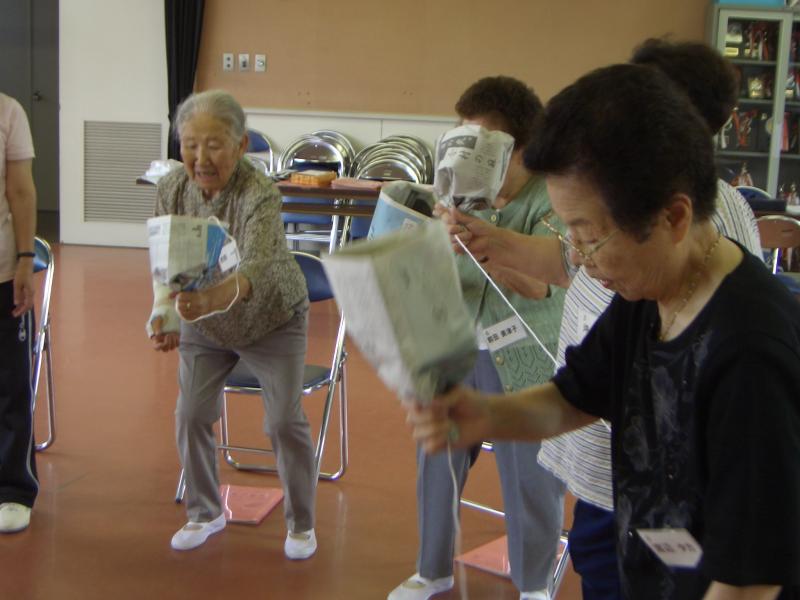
[
  {"xmin": 0, "ymin": 280, "xmax": 38, "ymax": 508},
  {"xmin": 569, "ymin": 499, "xmax": 622, "ymax": 600}
]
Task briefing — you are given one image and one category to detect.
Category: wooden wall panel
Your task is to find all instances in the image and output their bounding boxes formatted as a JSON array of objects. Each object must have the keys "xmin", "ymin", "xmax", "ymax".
[{"xmin": 196, "ymin": 0, "xmax": 709, "ymax": 116}]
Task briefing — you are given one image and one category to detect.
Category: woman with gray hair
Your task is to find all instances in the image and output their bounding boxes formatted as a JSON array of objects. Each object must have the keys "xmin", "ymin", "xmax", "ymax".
[{"xmin": 146, "ymin": 90, "xmax": 317, "ymax": 558}]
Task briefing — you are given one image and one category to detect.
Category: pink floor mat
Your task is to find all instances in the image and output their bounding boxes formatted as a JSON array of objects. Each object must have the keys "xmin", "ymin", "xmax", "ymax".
[{"xmin": 219, "ymin": 484, "xmax": 284, "ymax": 524}]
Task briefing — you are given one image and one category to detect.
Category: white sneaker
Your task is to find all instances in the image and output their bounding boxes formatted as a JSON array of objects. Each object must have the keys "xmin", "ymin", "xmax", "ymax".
[
  {"xmin": 170, "ymin": 514, "xmax": 226, "ymax": 550},
  {"xmin": 520, "ymin": 590, "xmax": 550, "ymax": 600},
  {"xmin": 284, "ymin": 529, "xmax": 317, "ymax": 560},
  {"xmin": 387, "ymin": 573, "xmax": 455, "ymax": 600},
  {"xmin": 0, "ymin": 503, "xmax": 31, "ymax": 533}
]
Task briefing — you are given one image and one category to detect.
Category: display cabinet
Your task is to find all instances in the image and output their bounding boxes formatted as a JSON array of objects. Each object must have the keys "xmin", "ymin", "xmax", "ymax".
[{"xmin": 710, "ymin": 5, "xmax": 800, "ymax": 201}]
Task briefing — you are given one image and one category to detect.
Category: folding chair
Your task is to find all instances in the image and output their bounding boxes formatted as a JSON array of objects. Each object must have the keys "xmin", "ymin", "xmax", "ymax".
[
  {"xmin": 175, "ymin": 251, "xmax": 348, "ymax": 501},
  {"xmin": 32, "ymin": 237, "xmax": 56, "ymax": 451},
  {"xmin": 757, "ymin": 215, "xmax": 800, "ymax": 274},
  {"xmin": 460, "ymin": 441, "xmax": 571, "ymax": 597}
]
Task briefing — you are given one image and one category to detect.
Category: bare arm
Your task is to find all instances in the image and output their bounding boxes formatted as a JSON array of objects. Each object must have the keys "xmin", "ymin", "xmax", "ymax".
[
  {"xmin": 408, "ymin": 382, "xmax": 596, "ymax": 453},
  {"xmin": 703, "ymin": 582, "xmax": 781, "ymax": 600},
  {"xmin": 483, "ymin": 263, "xmax": 551, "ymax": 299},
  {"xmin": 435, "ymin": 204, "xmax": 570, "ymax": 288},
  {"xmin": 6, "ymin": 158, "xmax": 37, "ymax": 317}
]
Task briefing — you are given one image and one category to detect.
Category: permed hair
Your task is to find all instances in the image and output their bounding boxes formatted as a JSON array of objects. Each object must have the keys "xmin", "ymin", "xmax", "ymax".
[
  {"xmin": 523, "ymin": 64, "xmax": 718, "ymax": 238},
  {"xmin": 631, "ymin": 38, "xmax": 738, "ymax": 134},
  {"xmin": 173, "ymin": 89, "xmax": 246, "ymax": 144},
  {"xmin": 455, "ymin": 76, "xmax": 543, "ymax": 148}
]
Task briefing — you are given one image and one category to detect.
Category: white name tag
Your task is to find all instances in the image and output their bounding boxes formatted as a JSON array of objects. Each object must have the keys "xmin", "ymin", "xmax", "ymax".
[
  {"xmin": 637, "ymin": 528, "xmax": 703, "ymax": 569},
  {"xmin": 482, "ymin": 315, "xmax": 527, "ymax": 352},
  {"xmin": 218, "ymin": 241, "xmax": 240, "ymax": 273}
]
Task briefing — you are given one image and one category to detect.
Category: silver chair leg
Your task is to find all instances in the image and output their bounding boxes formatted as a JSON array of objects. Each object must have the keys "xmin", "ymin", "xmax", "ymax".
[
  {"xmin": 34, "ymin": 325, "xmax": 56, "ymax": 452},
  {"xmin": 315, "ymin": 324, "xmax": 348, "ymax": 481},
  {"xmin": 550, "ymin": 533, "xmax": 571, "ymax": 598},
  {"xmin": 175, "ymin": 469, "xmax": 186, "ymax": 503}
]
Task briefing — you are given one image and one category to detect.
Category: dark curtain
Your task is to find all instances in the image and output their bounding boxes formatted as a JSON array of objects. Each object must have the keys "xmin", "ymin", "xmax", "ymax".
[{"xmin": 165, "ymin": 0, "xmax": 205, "ymax": 159}]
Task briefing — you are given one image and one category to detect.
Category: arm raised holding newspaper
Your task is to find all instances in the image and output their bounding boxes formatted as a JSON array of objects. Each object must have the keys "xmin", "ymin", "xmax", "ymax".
[
  {"xmin": 434, "ymin": 203, "xmax": 571, "ymax": 289},
  {"xmin": 150, "ymin": 271, "xmax": 253, "ymax": 352},
  {"xmin": 408, "ymin": 382, "xmax": 595, "ymax": 454}
]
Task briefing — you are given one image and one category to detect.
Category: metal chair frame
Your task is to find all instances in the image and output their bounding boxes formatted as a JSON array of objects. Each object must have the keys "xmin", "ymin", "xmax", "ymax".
[
  {"xmin": 32, "ymin": 237, "xmax": 56, "ymax": 452},
  {"xmin": 756, "ymin": 214, "xmax": 800, "ymax": 274},
  {"xmin": 284, "ymin": 210, "xmax": 347, "ymax": 254},
  {"xmin": 175, "ymin": 251, "xmax": 349, "ymax": 502},
  {"xmin": 460, "ymin": 441, "xmax": 571, "ymax": 597},
  {"xmin": 245, "ymin": 128, "xmax": 274, "ymax": 173}
]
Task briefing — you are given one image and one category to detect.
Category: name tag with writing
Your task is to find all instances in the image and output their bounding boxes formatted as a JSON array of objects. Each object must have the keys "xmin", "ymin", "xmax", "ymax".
[
  {"xmin": 637, "ymin": 528, "xmax": 703, "ymax": 569},
  {"xmin": 482, "ymin": 315, "xmax": 527, "ymax": 352},
  {"xmin": 218, "ymin": 241, "xmax": 240, "ymax": 272}
]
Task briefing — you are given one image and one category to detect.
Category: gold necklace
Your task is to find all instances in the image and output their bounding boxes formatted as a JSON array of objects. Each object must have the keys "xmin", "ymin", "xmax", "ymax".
[{"xmin": 658, "ymin": 232, "xmax": 722, "ymax": 342}]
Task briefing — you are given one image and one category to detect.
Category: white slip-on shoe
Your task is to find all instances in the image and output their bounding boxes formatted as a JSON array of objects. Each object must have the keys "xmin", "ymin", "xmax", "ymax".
[
  {"xmin": 0, "ymin": 503, "xmax": 31, "ymax": 533},
  {"xmin": 284, "ymin": 528, "xmax": 317, "ymax": 560},
  {"xmin": 170, "ymin": 513, "xmax": 226, "ymax": 550},
  {"xmin": 520, "ymin": 590, "xmax": 550, "ymax": 600},
  {"xmin": 387, "ymin": 573, "xmax": 455, "ymax": 600}
]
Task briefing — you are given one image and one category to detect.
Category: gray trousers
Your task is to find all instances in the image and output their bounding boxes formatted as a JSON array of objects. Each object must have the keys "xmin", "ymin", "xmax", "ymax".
[
  {"xmin": 416, "ymin": 351, "xmax": 566, "ymax": 592},
  {"xmin": 176, "ymin": 306, "xmax": 316, "ymax": 533}
]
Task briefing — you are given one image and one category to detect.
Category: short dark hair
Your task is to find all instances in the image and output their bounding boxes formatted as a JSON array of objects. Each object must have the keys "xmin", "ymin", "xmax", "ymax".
[
  {"xmin": 523, "ymin": 64, "xmax": 717, "ymax": 238},
  {"xmin": 631, "ymin": 38, "xmax": 738, "ymax": 134},
  {"xmin": 455, "ymin": 76, "xmax": 543, "ymax": 148}
]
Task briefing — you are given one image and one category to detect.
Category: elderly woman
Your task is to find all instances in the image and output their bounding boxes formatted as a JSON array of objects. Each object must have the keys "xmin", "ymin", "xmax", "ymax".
[
  {"xmin": 409, "ymin": 65, "xmax": 800, "ymax": 600},
  {"xmin": 389, "ymin": 77, "xmax": 566, "ymax": 600},
  {"xmin": 147, "ymin": 90, "xmax": 317, "ymax": 558}
]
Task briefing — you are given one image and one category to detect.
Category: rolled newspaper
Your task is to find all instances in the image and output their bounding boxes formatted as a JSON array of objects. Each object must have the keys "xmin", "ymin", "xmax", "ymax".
[
  {"xmin": 434, "ymin": 124, "xmax": 514, "ymax": 212},
  {"xmin": 323, "ymin": 221, "xmax": 476, "ymax": 404},
  {"xmin": 367, "ymin": 181, "xmax": 436, "ymax": 239}
]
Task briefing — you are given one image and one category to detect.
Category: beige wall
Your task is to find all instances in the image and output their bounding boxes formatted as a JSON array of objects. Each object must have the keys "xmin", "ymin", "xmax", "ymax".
[{"xmin": 197, "ymin": 0, "xmax": 710, "ymax": 115}]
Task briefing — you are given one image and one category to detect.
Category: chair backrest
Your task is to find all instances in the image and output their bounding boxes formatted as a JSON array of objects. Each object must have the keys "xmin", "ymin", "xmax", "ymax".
[
  {"xmin": 756, "ymin": 215, "xmax": 800, "ymax": 274},
  {"xmin": 34, "ymin": 236, "xmax": 52, "ymax": 273},
  {"xmin": 291, "ymin": 251, "xmax": 333, "ymax": 302},
  {"xmin": 247, "ymin": 129, "xmax": 271, "ymax": 153},
  {"xmin": 33, "ymin": 237, "xmax": 54, "ymax": 327},
  {"xmin": 246, "ymin": 129, "xmax": 274, "ymax": 173},
  {"xmin": 737, "ymin": 185, "xmax": 787, "ymax": 212},
  {"xmin": 736, "ymin": 185, "xmax": 771, "ymax": 202}
]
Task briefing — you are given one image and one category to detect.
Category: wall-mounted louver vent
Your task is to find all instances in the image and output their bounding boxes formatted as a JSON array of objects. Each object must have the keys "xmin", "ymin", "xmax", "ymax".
[{"xmin": 84, "ymin": 121, "xmax": 161, "ymax": 223}]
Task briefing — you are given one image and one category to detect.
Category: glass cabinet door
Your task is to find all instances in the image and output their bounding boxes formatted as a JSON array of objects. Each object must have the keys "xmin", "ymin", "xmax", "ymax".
[{"xmin": 712, "ymin": 8, "xmax": 793, "ymax": 196}]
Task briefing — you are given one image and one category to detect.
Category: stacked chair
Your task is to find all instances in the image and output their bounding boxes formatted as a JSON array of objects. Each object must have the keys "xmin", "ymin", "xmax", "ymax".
[{"xmin": 278, "ymin": 130, "xmax": 357, "ymax": 252}]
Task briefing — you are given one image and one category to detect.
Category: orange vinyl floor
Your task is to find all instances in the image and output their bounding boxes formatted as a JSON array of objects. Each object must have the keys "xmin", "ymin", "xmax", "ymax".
[{"xmin": 6, "ymin": 243, "xmax": 583, "ymax": 600}]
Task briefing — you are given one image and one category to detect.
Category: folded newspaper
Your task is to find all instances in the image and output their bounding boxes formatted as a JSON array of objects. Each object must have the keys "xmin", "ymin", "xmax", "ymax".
[
  {"xmin": 367, "ymin": 181, "xmax": 436, "ymax": 239},
  {"xmin": 323, "ymin": 221, "xmax": 476, "ymax": 404},
  {"xmin": 146, "ymin": 215, "xmax": 231, "ymax": 291},
  {"xmin": 434, "ymin": 124, "xmax": 514, "ymax": 212}
]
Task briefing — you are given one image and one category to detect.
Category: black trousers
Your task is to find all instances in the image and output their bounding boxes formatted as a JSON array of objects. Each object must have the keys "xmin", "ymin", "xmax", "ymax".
[{"xmin": 0, "ymin": 280, "xmax": 38, "ymax": 507}]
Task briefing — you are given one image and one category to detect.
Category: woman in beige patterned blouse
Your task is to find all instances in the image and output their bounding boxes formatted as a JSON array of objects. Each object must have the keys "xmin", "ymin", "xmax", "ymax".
[{"xmin": 146, "ymin": 90, "xmax": 317, "ymax": 559}]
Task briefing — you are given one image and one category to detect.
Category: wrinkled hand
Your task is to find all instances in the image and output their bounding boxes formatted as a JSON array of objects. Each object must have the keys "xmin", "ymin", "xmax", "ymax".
[
  {"xmin": 150, "ymin": 316, "xmax": 180, "ymax": 352},
  {"xmin": 173, "ymin": 290, "xmax": 211, "ymax": 322},
  {"xmin": 434, "ymin": 203, "xmax": 500, "ymax": 261},
  {"xmin": 405, "ymin": 386, "xmax": 492, "ymax": 453}
]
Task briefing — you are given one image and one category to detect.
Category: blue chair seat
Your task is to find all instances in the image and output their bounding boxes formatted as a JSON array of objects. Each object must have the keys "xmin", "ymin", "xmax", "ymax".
[{"xmin": 227, "ymin": 361, "xmax": 330, "ymax": 391}]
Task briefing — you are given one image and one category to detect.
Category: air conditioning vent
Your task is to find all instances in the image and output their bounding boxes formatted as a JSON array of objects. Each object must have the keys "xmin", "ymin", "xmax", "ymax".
[{"xmin": 84, "ymin": 121, "xmax": 161, "ymax": 223}]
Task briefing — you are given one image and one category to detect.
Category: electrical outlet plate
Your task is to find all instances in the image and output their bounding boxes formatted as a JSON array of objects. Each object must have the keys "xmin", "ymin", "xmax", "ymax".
[
  {"xmin": 223, "ymin": 53, "xmax": 234, "ymax": 72},
  {"xmin": 254, "ymin": 54, "xmax": 266, "ymax": 72},
  {"xmin": 238, "ymin": 53, "xmax": 250, "ymax": 71}
]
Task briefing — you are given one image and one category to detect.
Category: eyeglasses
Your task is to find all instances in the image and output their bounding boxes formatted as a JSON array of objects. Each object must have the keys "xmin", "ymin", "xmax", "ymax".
[{"xmin": 541, "ymin": 215, "xmax": 618, "ymax": 266}]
